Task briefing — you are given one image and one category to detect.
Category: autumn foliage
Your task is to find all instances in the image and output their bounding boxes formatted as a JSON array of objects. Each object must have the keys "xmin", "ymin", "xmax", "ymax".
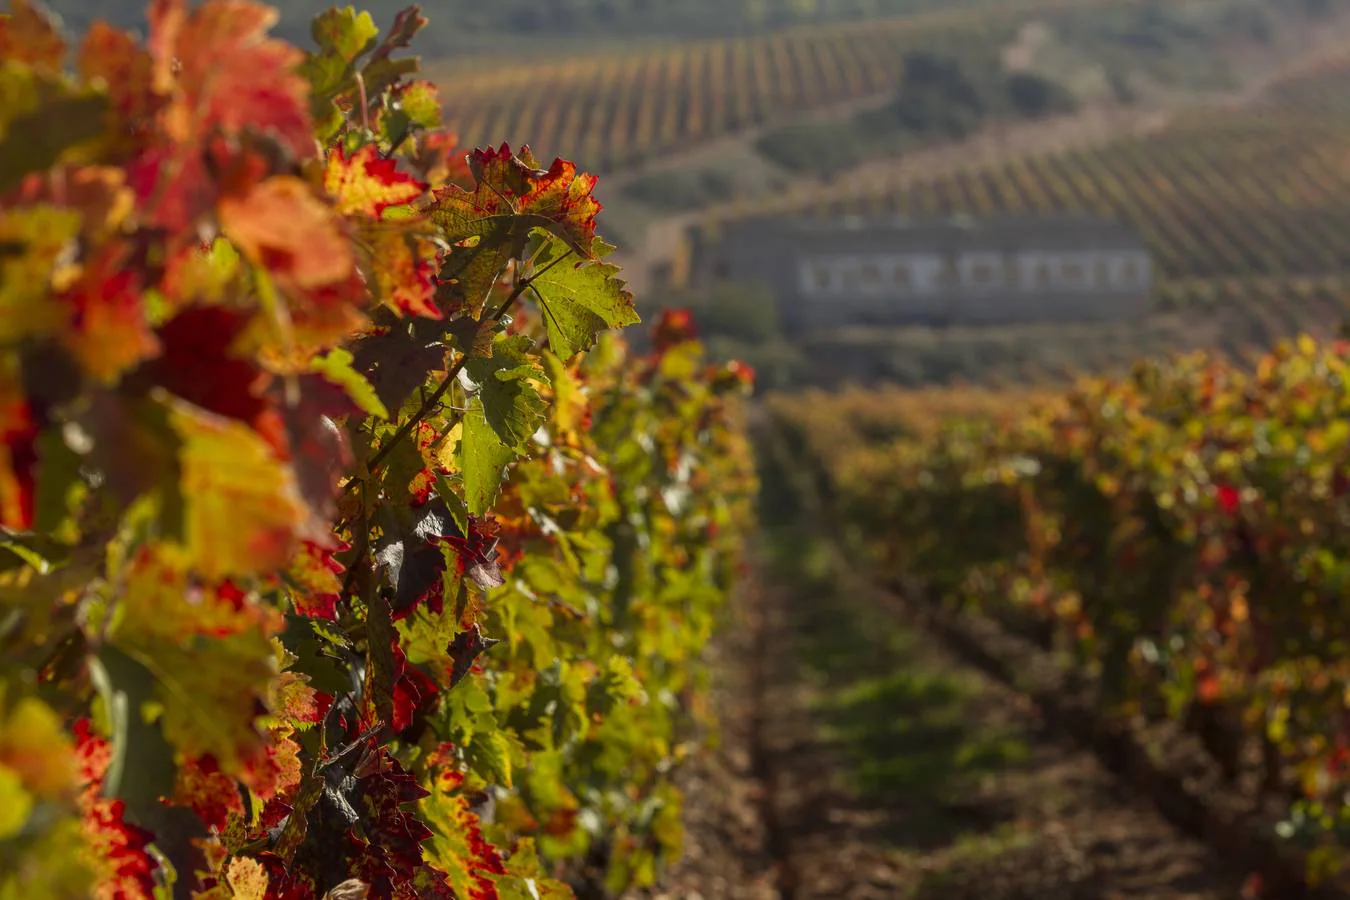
[
  {"xmin": 770, "ymin": 340, "xmax": 1350, "ymax": 885},
  {"xmin": 0, "ymin": 2, "xmax": 756, "ymax": 897}
]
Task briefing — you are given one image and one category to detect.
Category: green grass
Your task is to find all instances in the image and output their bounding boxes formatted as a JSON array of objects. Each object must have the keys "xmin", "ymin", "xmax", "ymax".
[{"xmin": 763, "ymin": 515, "xmax": 1031, "ymax": 849}]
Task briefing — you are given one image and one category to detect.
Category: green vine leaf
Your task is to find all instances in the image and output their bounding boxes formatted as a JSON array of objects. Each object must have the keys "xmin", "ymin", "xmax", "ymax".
[
  {"xmin": 465, "ymin": 333, "xmax": 549, "ymax": 451},
  {"xmin": 527, "ymin": 232, "xmax": 640, "ymax": 359},
  {"xmin": 459, "ymin": 400, "xmax": 518, "ymax": 517},
  {"xmin": 311, "ymin": 347, "xmax": 391, "ymax": 420}
]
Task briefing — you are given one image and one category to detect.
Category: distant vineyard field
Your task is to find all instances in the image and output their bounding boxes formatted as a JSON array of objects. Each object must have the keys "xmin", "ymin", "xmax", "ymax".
[
  {"xmin": 432, "ymin": 0, "xmax": 1142, "ymax": 172},
  {"xmin": 679, "ymin": 107, "xmax": 1350, "ymax": 388},
  {"xmin": 697, "ymin": 112, "xmax": 1350, "ymax": 282},
  {"xmin": 1263, "ymin": 45, "xmax": 1350, "ymax": 113}
]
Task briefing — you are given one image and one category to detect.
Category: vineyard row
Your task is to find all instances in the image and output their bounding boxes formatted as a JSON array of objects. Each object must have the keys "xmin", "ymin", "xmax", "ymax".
[
  {"xmin": 768, "ymin": 337, "xmax": 1350, "ymax": 886},
  {"xmin": 433, "ymin": 0, "xmax": 1145, "ymax": 171},
  {"xmin": 697, "ymin": 113, "xmax": 1350, "ymax": 283}
]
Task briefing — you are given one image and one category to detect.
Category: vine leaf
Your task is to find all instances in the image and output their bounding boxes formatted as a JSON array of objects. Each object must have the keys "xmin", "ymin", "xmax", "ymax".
[
  {"xmin": 465, "ymin": 730, "xmax": 513, "ymax": 789},
  {"xmin": 362, "ymin": 589, "xmax": 398, "ymax": 733},
  {"xmin": 0, "ymin": 91, "xmax": 109, "ymax": 196},
  {"xmin": 78, "ymin": 391, "xmax": 184, "ymax": 525},
  {"xmin": 455, "ymin": 333, "xmax": 550, "ymax": 517},
  {"xmin": 128, "ymin": 0, "xmax": 313, "ymax": 233},
  {"xmin": 58, "ymin": 244, "xmax": 160, "ymax": 383},
  {"xmin": 0, "ymin": 0, "xmax": 64, "ymax": 71},
  {"xmin": 528, "ymin": 232, "xmax": 640, "ymax": 359},
  {"xmin": 164, "ymin": 394, "xmax": 309, "ymax": 581},
  {"xmin": 459, "ymin": 400, "xmax": 517, "ymax": 517},
  {"xmin": 429, "ymin": 143, "xmax": 605, "ymax": 314},
  {"xmin": 369, "ymin": 230, "xmax": 441, "ymax": 319},
  {"xmin": 225, "ymin": 857, "xmax": 271, "ymax": 899},
  {"xmin": 464, "ymin": 333, "xmax": 548, "ymax": 451},
  {"xmin": 396, "ymin": 79, "xmax": 441, "ymax": 130},
  {"xmin": 447, "ymin": 623, "xmax": 498, "ymax": 689},
  {"xmin": 1, "ymin": 364, "xmax": 38, "ymax": 532},
  {"xmin": 420, "ymin": 756, "xmax": 510, "ymax": 900},
  {"xmin": 0, "ymin": 694, "xmax": 78, "ymax": 823},
  {"xmin": 148, "ymin": 0, "xmax": 314, "ymax": 160},
  {"xmin": 311, "ymin": 6, "xmax": 379, "ymax": 63},
  {"xmin": 310, "ymin": 347, "xmax": 390, "ymax": 421},
  {"xmin": 274, "ymin": 374, "xmax": 360, "ymax": 527},
  {"xmin": 349, "ymin": 323, "xmax": 446, "ymax": 416},
  {"xmin": 375, "ymin": 496, "xmax": 457, "ymax": 619},
  {"xmin": 324, "ymin": 143, "xmax": 427, "ymax": 218},
  {"xmin": 443, "ymin": 517, "xmax": 505, "ymax": 592},
  {"xmin": 0, "ymin": 204, "xmax": 85, "ymax": 344},
  {"xmin": 109, "ymin": 549, "xmax": 283, "ymax": 771},
  {"xmin": 87, "ymin": 648, "xmax": 177, "ymax": 819},
  {"xmin": 76, "ymin": 22, "xmax": 163, "ymax": 151},
  {"xmin": 73, "ymin": 720, "xmax": 161, "ymax": 898},
  {"xmin": 219, "ymin": 174, "xmax": 355, "ymax": 292},
  {"xmin": 302, "ymin": 4, "xmax": 380, "ymax": 138}
]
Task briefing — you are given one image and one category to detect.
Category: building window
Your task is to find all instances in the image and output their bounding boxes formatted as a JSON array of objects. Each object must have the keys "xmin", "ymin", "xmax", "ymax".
[
  {"xmin": 1061, "ymin": 260, "xmax": 1086, "ymax": 285},
  {"xmin": 938, "ymin": 257, "xmax": 959, "ymax": 288},
  {"xmin": 810, "ymin": 265, "xmax": 832, "ymax": 292},
  {"xmin": 1121, "ymin": 259, "xmax": 1141, "ymax": 286},
  {"xmin": 1035, "ymin": 261, "xmax": 1053, "ymax": 288},
  {"xmin": 1094, "ymin": 259, "xmax": 1111, "ymax": 288},
  {"xmin": 969, "ymin": 262, "xmax": 997, "ymax": 286},
  {"xmin": 892, "ymin": 263, "xmax": 912, "ymax": 289},
  {"xmin": 861, "ymin": 262, "xmax": 882, "ymax": 287}
]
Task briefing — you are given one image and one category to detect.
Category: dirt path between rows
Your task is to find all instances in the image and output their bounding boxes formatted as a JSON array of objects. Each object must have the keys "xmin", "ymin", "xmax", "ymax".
[
  {"xmin": 739, "ymin": 535, "xmax": 1253, "ymax": 900},
  {"xmin": 625, "ymin": 537, "xmax": 1255, "ymax": 899},
  {"xmin": 615, "ymin": 426, "xmax": 1263, "ymax": 900}
]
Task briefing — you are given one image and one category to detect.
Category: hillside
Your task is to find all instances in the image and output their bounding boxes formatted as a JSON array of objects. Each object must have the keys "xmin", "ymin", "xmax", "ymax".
[
  {"xmin": 40, "ymin": 0, "xmax": 1143, "ymax": 46},
  {"xmin": 42, "ymin": 0, "xmax": 1343, "ymax": 171},
  {"xmin": 664, "ymin": 105, "xmax": 1350, "ymax": 387}
]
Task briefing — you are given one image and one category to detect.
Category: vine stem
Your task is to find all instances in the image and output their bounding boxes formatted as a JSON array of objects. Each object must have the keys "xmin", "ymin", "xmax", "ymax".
[{"xmin": 360, "ymin": 243, "xmax": 574, "ymax": 477}]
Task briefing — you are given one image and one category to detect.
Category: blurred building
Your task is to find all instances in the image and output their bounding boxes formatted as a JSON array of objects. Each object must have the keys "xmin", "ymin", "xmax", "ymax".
[{"xmin": 687, "ymin": 212, "xmax": 1154, "ymax": 332}]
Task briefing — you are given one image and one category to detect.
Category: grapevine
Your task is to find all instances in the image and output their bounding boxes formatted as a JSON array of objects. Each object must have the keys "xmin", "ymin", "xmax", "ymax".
[
  {"xmin": 435, "ymin": 0, "xmax": 1142, "ymax": 171},
  {"xmin": 769, "ymin": 336, "xmax": 1350, "ymax": 885},
  {"xmin": 0, "ymin": 2, "xmax": 756, "ymax": 898}
]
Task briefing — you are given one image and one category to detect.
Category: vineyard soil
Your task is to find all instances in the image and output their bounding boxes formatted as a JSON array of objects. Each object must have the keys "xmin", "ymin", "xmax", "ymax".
[
  {"xmin": 627, "ymin": 431, "xmax": 1257, "ymax": 899},
  {"xmin": 722, "ymin": 525, "xmax": 1251, "ymax": 899}
]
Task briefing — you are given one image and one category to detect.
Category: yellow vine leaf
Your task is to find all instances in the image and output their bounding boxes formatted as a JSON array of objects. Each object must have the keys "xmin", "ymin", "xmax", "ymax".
[
  {"xmin": 0, "ymin": 204, "xmax": 82, "ymax": 342},
  {"xmin": 164, "ymin": 393, "xmax": 309, "ymax": 581},
  {"xmin": 225, "ymin": 856, "xmax": 270, "ymax": 899}
]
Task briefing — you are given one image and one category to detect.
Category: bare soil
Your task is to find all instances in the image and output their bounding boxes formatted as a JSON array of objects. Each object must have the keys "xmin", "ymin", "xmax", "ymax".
[
  {"xmin": 748, "ymin": 537, "xmax": 1253, "ymax": 900},
  {"xmin": 621, "ymin": 529, "xmax": 1261, "ymax": 899}
]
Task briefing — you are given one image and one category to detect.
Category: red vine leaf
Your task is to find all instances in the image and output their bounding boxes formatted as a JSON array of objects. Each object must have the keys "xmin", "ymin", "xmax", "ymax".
[
  {"xmin": 0, "ymin": 361, "xmax": 38, "ymax": 531},
  {"xmin": 0, "ymin": 0, "xmax": 66, "ymax": 73},
  {"xmin": 219, "ymin": 174, "xmax": 355, "ymax": 292},
  {"xmin": 324, "ymin": 143, "xmax": 426, "ymax": 218},
  {"xmin": 74, "ymin": 719, "xmax": 160, "ymax": 899},
  {"xmin": 58, "ymin": 244, "xmax": 161, "ymax": 384},
  {"xmin": 285, "ymin": 539, "xmax": 348, "ymax": 621},
  {"xmin": 147, "ymin": 0, "xmax": 313, "ymax": 158},
  {"xmin": 77, "ymin": 22, "xmax": 161, "ymax": 147}
]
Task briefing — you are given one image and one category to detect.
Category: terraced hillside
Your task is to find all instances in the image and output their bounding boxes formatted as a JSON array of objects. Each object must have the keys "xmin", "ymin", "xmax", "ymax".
[
  {"xmin": 705, "ymin": 113, "xmax": 1350, "ymax": 281},
  {"xmin": 430, "ymin": 0, "xmax": 1183, "ymax": 172},
  {"xmin": 676, "ymin": 107, "xmax": 1350, "ymax": 386}
]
